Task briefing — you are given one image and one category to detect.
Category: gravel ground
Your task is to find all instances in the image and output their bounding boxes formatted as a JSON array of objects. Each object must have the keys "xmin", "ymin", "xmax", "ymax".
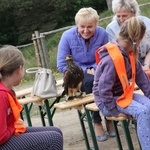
[{"xmin": 23, "ymin": 107, "xmax": 141, "ymax": 150}]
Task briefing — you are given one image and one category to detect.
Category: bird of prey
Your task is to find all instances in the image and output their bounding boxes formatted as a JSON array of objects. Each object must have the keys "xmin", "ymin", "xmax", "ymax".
[{"xmin": 62, "ymin": 55, "xmax": 84, "ymax": 101}]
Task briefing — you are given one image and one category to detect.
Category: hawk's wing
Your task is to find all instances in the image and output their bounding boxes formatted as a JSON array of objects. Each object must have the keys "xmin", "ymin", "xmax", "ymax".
[{"xmin": 62, "ymin": 60, "xmax": 84, "ymax": 98}]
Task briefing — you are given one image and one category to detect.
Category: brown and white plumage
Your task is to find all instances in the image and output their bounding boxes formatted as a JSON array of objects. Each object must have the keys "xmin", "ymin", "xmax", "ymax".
[{"xmin": 62, "ymin": 55, "xmax": 84, "ymax": 101}]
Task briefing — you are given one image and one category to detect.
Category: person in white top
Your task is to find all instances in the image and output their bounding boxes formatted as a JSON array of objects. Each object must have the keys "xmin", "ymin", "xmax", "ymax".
[{"xmin": 106, "ymin": 0, "xmax": 150, "ymax": 70}]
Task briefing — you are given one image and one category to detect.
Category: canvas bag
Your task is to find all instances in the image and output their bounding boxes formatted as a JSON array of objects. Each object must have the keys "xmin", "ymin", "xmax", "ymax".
[{"xmin": 26, "ymin": 67, "xmax": 57, "ymax": 98}]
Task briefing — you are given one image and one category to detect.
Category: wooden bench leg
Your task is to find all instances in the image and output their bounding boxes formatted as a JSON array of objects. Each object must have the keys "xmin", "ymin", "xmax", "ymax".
[
  {"xmin": 122, "ymin": 120, "xmax": 134, "ymax": 150},
  {"xmin": 38, "ymin": 96, "xmax": 62, "ymax": 126},
  {"xmin": 77, "ymin": 110, "xmax": 91, "ymax": 150},
  {"xmin": 49, "ymin": 96, "xmax": 62, "ymax": 117},
  {"xmin": 23, "ymin": 104, "xmax": 33, "ymax": 126},
  {"xmin": 84, "ymin": 107, "xmax": 99, "ymax": 150},
  {"xmin": 44, "ymin": 99, "xmax": 53, "ymax": 126},
  {"xmin": 112, "ymin": 120, "xmax": 134, "ymax": 150},
  {"xmin": 38, "ymin": 105, "xmax": 47, "ymax": 126},
  {"xmin": 112, "ymin": 121, "xmax": 123, "ymax": 150},
  {"xmin": 20, "ymin": 96, "xmax": 33, "ymax": 127}
]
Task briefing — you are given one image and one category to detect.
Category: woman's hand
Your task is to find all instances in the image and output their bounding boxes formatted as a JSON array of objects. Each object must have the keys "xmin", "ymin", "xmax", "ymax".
[{"xmin": 87, "ymin": 68, "xmax": 95, "ymax": 75}]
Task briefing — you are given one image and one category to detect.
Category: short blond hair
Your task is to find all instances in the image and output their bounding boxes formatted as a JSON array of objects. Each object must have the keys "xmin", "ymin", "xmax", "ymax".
[{"xmin": 75, "ymin": 7, "xmax": 99, "ymax": 25}]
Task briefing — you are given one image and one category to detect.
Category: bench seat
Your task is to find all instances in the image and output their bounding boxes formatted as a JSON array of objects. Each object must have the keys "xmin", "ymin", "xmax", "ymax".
[
  {"xmin": 85, "ymin": 89, "xmax": 143, "ymax": 150},
  {"xmin": 54, "ymin": 94, "xmax": 94, "ymax": 110},
  {"xmin": 18, "ymin": 89, "xmax": 63, "ymax": 105}
]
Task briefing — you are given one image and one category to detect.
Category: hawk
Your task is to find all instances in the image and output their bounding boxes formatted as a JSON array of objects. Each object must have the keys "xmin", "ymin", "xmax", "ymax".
[{"xmin": 62, "ymin": 55, "xmax": 84, "ymax": 101}]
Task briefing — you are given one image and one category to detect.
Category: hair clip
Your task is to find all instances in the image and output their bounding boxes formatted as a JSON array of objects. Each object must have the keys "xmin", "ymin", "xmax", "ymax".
[{"xmin": 133, "ymin": 41, "xmax": 136, "ymax": 45}]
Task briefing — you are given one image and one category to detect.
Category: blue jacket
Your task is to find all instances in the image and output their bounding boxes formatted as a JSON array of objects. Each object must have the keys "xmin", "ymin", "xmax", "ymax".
[
  {"xmin": 106, "ymin": 16, "xmax": 150, "ymax": 65},
  {"xmin": 57, "ymin": 26, "xmax": 108, "ymax": 73},
  {"xmin": 93, "ymin": 41, "xmax": 150, "ymax": 116}
]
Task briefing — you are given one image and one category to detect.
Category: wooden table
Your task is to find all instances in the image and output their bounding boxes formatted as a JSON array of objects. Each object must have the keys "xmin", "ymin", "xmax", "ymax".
[
  {"xmin": 15, "ymin": 79, "xmax": 63, "ymax": 127},
  {"xmin": 54, "ymin": 94, "xmax": 94, "ymax": 109},
  {"xmin": 54, "ymin": 89, "xmax": 144, "ymax": 150},
  {"xmin": 54, "ymin": 94, "xmax": 99, "ymax": 150}
]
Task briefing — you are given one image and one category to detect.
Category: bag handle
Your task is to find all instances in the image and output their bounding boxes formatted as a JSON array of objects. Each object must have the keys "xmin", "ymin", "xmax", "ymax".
[{"xmin": 26, "ymin": 67, "xmax": 41, "ymax": 74}]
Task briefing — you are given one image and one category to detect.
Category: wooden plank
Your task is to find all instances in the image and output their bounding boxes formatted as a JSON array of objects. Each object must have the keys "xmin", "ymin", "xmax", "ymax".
[
  {"xmin": 18, "ymin": 89, "xmax": 63, "ymax": 105},
  {"xmin": 85, "ymin": 89, "xmax": 143, "ymax": 112},
  {"xmin": 16, "ymin": 87, "xmax": 32, "ymax": 98},
  {"xmin": 54, "ymin": 94, "xmax": 94, "ymax": 110},
  {"xmin": 85, "ymin": 103, "xmax": 99, "ymax": 111},
  {"xmin": 85, "ymin": 102, "xmax": 128, "ymax": 121}
]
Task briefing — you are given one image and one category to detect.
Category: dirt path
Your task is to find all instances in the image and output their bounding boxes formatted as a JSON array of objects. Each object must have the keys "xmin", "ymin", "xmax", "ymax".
[{"xmin": 23, "ymin": 107, "xmax": 140, "ymax": 150}]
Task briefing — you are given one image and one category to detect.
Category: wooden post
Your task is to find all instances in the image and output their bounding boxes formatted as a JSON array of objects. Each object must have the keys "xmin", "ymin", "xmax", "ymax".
[
  {"xmin": 34, "ymin": 31, "xmax": 45, "ymax": 67},
  {"xmin": 106, "ymin": 0, "xmax": 112, "ymax": 10},
  {"xmin": 32, "ymin": 33, "xmax": 42, "ymax": 67},
  {"xmin": 40, "ymin": 33, "xmax": 50, "ymax": 69}
]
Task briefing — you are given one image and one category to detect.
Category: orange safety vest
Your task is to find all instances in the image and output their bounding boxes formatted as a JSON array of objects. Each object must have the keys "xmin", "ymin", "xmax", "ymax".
[
  {"xmin": 95, "ymin": 42, "xmax": 135, "ymax": 108},
  {"xmin": 7, "ymin": 93, "xmax": 26, "ymax": 135}
]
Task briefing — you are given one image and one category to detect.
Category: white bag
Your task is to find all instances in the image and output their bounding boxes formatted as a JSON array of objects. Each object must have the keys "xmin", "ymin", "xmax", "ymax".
[{"xmin": 26, "ymin": 67, "xmax": 57, "ymax": 98}]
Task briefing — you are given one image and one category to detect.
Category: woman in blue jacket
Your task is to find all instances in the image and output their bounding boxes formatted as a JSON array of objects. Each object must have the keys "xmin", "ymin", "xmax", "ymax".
[{"xmin": 57, "ymin": 7, "xmax": 115, "ymax": 141}]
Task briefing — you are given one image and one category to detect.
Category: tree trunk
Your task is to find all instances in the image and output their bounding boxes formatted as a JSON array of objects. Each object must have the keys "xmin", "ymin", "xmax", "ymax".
[{"xmin": 106, "ymin": 0, "xmax": 112, "ymax": 10}]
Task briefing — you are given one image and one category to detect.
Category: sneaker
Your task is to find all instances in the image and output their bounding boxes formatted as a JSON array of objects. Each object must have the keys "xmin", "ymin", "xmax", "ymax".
[
  {"xmin": 108, "ymin": 131, "xmax": 116, "ymax": 137},
  {"xmin": 96, "ymin": 133, "xmax": 108, "ymax": 142}
]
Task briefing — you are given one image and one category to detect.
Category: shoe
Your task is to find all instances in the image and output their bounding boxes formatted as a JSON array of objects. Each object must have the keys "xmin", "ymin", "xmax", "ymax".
[
  {"xmin": 96, "ymin": 132, "xmax": 107, "ymax": 142},
  {"xmin": 108, "ymin": 131, "xmax": 116, "ymax": 137},
  {"xmin": 105, "ymin": 118, "xmax": 116, "ymax": 137}
]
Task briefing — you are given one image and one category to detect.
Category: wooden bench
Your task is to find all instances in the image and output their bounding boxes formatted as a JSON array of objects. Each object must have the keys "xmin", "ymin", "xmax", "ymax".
[
  {"xmin": 85, "ymin": 92, "xmax": 142, "ymax": 150},
  {"xmin": 16, "ymin": 79, "xmax": 64, "ymax": 126},
  {"xmin": 18, "ymin": 90, "xmax": 63, "ymax": 105}
]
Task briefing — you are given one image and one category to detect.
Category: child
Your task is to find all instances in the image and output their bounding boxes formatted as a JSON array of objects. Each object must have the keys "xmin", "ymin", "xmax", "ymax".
[
  {"xmin": 93, "ymin": 17, "xmax": 150, "ymax": 150},
  {"xmin": 0, "ymin": 45, "xmax": 63, "ymax": 150}
]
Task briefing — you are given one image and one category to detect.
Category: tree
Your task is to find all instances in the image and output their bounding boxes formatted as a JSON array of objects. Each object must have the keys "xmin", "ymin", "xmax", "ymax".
[
  {"xmin": 106, "ymin": 0, "xmax": 112, "ymax": 10},
  {"xmin": 0, "ymin": 0, "xmax": 107, "ymax": 45}
]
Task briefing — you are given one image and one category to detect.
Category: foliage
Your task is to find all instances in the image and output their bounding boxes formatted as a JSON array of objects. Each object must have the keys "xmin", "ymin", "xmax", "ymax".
[
  {"xmin": 0, "ymin": 0, "xmax": 65, "ymax": 45},
  {"xmin": 58, "ymin": 0, "xmax": 107, "ymax": 27},
  {"xmin": 0, "ymin": 0, "xmax": 107, "ymax": 45}
]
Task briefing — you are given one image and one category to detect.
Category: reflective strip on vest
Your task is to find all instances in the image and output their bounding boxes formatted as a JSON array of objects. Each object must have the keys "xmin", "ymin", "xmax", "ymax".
[
  {"xmin": 7, "ymin": 93, "xmax": 26, "ymax": 135},
  {"xmin": 95, "ymin": 42, "xmax": 136, "ymax": 108}
]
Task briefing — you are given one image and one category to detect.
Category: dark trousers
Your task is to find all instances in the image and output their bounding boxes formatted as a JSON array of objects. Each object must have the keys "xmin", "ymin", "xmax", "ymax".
[
  {"xmin": 81, "ymin": 72, "xmax": 102, "ymax": 123},
  {"xmin": 0, "ymin": 126, "xmax": 63, "ymax": 150}
]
